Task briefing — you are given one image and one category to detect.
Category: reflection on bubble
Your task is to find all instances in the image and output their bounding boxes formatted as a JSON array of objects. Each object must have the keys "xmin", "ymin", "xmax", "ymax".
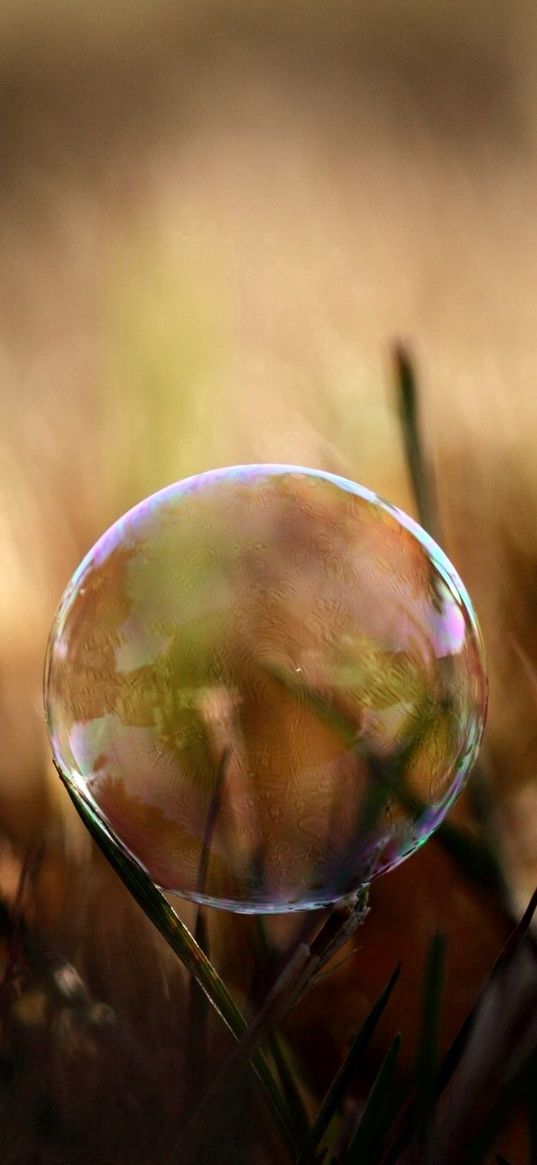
[{"xmin": 44, "ymin": 464, "xmax": 487, "ymax": 913}]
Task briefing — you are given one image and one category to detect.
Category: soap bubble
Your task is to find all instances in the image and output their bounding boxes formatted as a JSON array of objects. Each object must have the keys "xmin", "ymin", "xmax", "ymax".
[{"xmin": 44, "ymin": 465, "xmax": 487, "ymax": 913}]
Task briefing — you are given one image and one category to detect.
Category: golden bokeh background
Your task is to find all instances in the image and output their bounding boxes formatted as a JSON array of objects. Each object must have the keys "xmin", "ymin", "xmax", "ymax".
[{"xmin": 2, "ymin": 0, "xmax": 537, "ymax": 899}]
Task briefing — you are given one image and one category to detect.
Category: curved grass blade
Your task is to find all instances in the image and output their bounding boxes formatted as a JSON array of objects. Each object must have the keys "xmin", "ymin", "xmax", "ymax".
[
  {"xmin": 437, "ymin": 885, "xmax": 537, "ymax": 1097},
  {"xmin": 345, "ymin": 1034, "xmax": 401, "ymax": 1163},
  {"xmin": 464, "ymin": 1043, "xmax": 537, "ymax": 1165},
  {"xmin": 382, "ymin": 891, "xmax": 537, "ymax": 1165},
  {"xmin": 59, "ymin": 771, "xmax": 297, "ymax": 1158},
  {"xmin": 305, "ymin": 965, "xmax": 401, "ymax": 1159}
]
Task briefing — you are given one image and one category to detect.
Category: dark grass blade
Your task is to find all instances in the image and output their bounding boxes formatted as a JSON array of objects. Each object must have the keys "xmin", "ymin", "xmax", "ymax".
[
  {"xmin": 59, "ymin": 772, "xmax": 297, "ymax": 1158},
  {"xmin": 393, "ymin": 341, "xmax": 441, "ymax": 543},
  {"xmin": 396, "ymin": 783, "xmax": 503, "ymax": 892},
  {"xmin": 378, "ymin": 937, "xmax": 446, "ymax": 1165},
  {"xmin": 179, "ymin": 896, "xmax": 375, "ymax": 1165},
  {"xmin": 251, "ymin": 916, "xmax": 313, "ymax": 1155},
  {"xmin": 382, "ymin": 889, "xmax": 537, "ymax": 1165},
  {"xmin": 182, "ymin": 748, "xmax": 230, "ymax": 1118},
  {"xmin": 307, "ymin": 965, "xmax": 401, "ymax": 1156},
  {"xmin": 260, "ymin": 656, "xmax": 502, "ymax": 896},
  {"xmin": 431, "ymin": 818, "xmax": 503, "ymax": 890},
  {"xmin": 181, "ymin": 905, "xmax": 211, "ymax": 1119},
  {"xmin": 344, "ymin": 1034, "xmax": 401, "ymax": 1163},
  {"xmin": 463, "ymin": 1043, "xmax": 537, "ymax": 1165},
  {"xmin": 195, "ymin": 746, "xmax": 230, "ymax": 900},
  {"xmin": 393, "ymin": 337, "xmax": 504, "ymax": 898},
  {"xmin": 179, "ymin": 939, "xmax": 321, "ymax": 1165},
  {"xmin": 529, "ymin": 1067, "xmax": 537, "ymax": 1165},
  {"xmin": 259, "ymin": 659, "xmax": 358, "ymax": 747},
  {"xmin": 414, "ymin": 932, "xmax": 446, "ymax": 1150},
  {"xmin": 437, "ymin": 886, "xmax": 537, "ymax": 1097},
  {"xmin": 262, "ymin": 656, "xmax": 500, "ymax": 894},
  {"xmin": 268, "ymin": 1031, "xmax": 314, "ymax": 1158}
]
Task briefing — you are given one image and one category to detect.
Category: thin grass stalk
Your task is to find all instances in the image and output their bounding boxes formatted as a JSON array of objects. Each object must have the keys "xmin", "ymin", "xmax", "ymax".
[
  {"xmin": 345, "ymin": 1034, "xmax": 401, "ymax": 1163},
  {"xmin": 413, "ymin": 932, "xmax": 446, "ymax": 1159},
  {"xmin": 60, "ymin": 771, "xmax": 298, "ymax": 1158},
  {"xmin": 305, "ymin": 964, "xmax": 401, "ymax": 1159},
  {"xmin": 182, "ymin": 748, "xmax": 230, "ymax": 1119}
]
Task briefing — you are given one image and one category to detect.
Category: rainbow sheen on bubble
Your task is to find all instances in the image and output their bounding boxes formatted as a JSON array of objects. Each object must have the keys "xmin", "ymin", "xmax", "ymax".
[{"xmin": 44, "ymin": 465, "xmax": 487, "ymax": 913}]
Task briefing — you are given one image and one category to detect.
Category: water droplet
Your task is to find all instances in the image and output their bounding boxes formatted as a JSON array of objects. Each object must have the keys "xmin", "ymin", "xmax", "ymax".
[{"xmin": 44, "ymin": 464, "xmax": 487, "ymax": 913}]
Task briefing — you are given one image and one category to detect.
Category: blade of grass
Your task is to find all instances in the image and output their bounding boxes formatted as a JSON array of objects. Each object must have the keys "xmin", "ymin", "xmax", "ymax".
[
  {"xmin": 59, "ymin": 771, "xmax": 297, "ymax": 1158},
  {"xmin": 195, "ymin": 746, "xmax": 230, "ymax": 899},
  {"xmin": 437, "ymin": 886, "xmax": 537, "ymax": 1097},
  {"xmin": 264, "ymin": 656, "xmax": 501, "ymax": 895},
  {"xmin": 182, "ymin": 748, "xmax": 230, "ymax": 1119},
  {"xmin": 378, "ymin": 935, "xmax": 445, "ymax": 1165},
  {"xmin": 414, "ymin": 932, "xmax": 446, "ymax": 1151},
  {"xmin": 345, "ymin": 1034, "xmax": 401, "ymax": 1163},
  {"xmin": 179, "ymin": 937, "xmax": 318, "ymax": 1165},
  {"xmin": 251, "ymin": 915, "xmax": 313, "ymax": 1155},
  {"xmin": 305, "ymin": 965, "xmax": 401, "ymax": 1158},
  {"xmin": 392, "ymin": 341, "xmax": 441, "ymax": 543},
  {"xmin": 397, "ymin": 785, "xmax": 503, "ymax": 891},
  {"xmin": 269, "ymin": 1031, "xmax": 315, "ymax": 1158},
  {"xmin": 463, "ymin": 1043, "xmax": 537, "ymax": 1165},
  {"xmin": 260, "ymin": 659, "xmax": 358, "ymax": 747},
  {"xmin": 431, "ymin": 818, "xmax": 502, "ymax": 890},
  {"xmin": 529, "ymin": 1066, "xmax": 537, "ymax": 1165},
  {"xmin": 393, "ymin": 338, "xmax": 502, "ymax": 892},
  {"xmin": 179, "ymin": 892, "xmax": 373, "ymax": 1165},
  {"xmin": 381, "ymin": 891, "xmax": 537, "ymax": 1165}
]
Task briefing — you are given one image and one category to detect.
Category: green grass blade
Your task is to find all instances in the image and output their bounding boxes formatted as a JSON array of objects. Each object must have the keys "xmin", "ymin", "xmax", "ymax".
[
  {"xmin": 60, "ymin": 772, "xmax": 297, "ymax": 1158},
  {"xmin": 344, "ymin": 1034, "xmax": 401, "ymax": 1164},
  {"xmin": 308, "ymin": 965, "xmax": 401, "ymax": 1154}
]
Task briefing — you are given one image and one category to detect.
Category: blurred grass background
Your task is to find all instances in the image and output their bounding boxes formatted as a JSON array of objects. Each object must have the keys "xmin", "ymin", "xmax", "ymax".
[{"xmin": 1, "ymin": 2, "xmax": 537, "ymax": 1160}]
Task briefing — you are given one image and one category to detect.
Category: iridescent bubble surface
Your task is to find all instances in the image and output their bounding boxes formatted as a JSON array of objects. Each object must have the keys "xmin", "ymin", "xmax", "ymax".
[{"xmin": 44, "ymin": 465, "xmax": 487, "ymax": 913}]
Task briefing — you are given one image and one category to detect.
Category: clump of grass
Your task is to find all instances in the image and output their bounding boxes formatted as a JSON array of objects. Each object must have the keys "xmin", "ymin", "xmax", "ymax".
[{"xmin": 1, "ymin": 347, "xmax": 536, "ymax": 1164}]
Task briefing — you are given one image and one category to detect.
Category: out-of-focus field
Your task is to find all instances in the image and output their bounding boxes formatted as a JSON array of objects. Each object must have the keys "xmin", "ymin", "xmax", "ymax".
[{"xmin": 1, "ymin": 2, "xmax": 537, "ymax": 1160}]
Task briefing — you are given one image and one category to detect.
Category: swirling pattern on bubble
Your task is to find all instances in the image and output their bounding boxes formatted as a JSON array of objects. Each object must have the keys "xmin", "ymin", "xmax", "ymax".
[{"xmin": 44, "ymin": 465, "xmax": 487, "ymax": 913}]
